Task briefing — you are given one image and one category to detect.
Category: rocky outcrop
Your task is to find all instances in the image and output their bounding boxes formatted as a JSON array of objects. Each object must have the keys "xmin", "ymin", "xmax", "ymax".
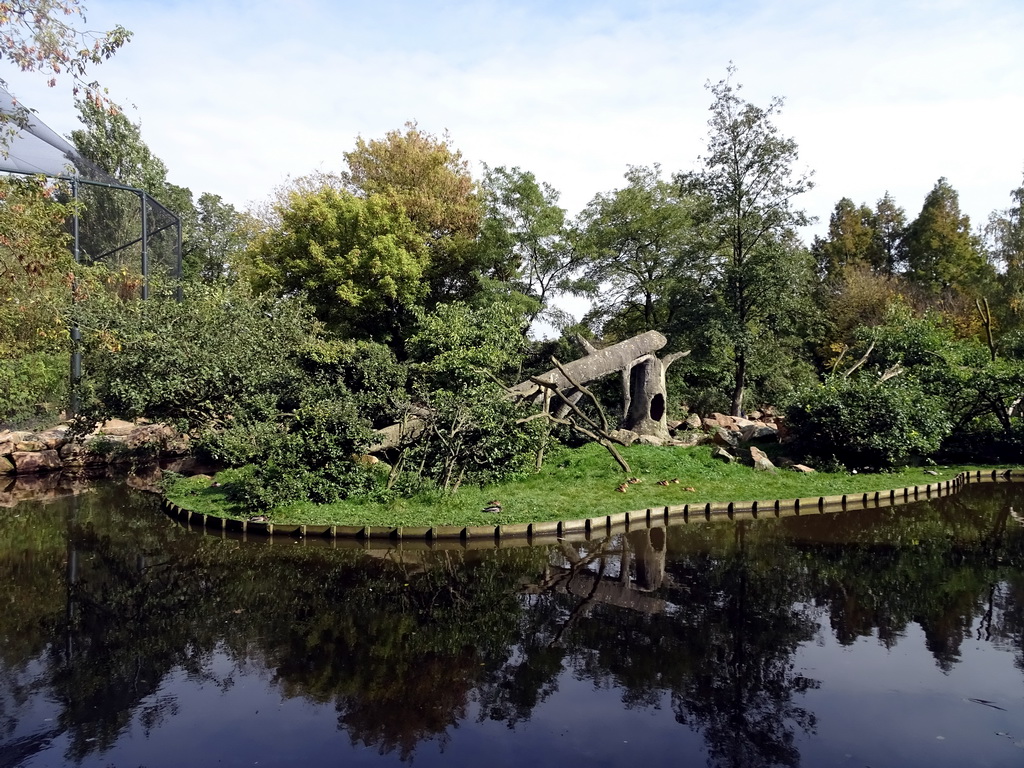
[{"xmin": 0, "ymin": 419, "xmax": 190, "ymax": 477}]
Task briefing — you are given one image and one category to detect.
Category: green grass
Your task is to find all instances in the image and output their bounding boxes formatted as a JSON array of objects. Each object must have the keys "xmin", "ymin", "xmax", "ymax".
[{"xmin": 163, "ymin": 443, "xmax": 1009, "ymax": 528}]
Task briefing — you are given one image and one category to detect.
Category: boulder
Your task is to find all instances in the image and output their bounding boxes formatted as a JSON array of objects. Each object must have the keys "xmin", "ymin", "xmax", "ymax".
[
  {"xmin": 12, "ymin": 450, "xmax": 62, "ymax": 474},
  {"xmin": 35, "ymin": 426, "xmax": 70, "ymax": 449},
  {"xmin": 748, "ymin": 446, "xmax": 769, "ymax": 463},
  {"xmin": 712, "ymin": 427, "xmax": 740, "ymax": 449},
  {"xmin": 792, "ymin": 464, "xmax": 815, "ymax": 473},
  {"xmin": 95, "ymin": 418, "xmax": 137, "ymax": 437},
  {"xmin": 14, "ymin": 440, "xmax": 46, "ymax": 453},
  {"xmin": 0, "ymin": 456, "xmax": 14, "ymax": 475},
  {"xmin": 637, "ymin": 434, "xmax": 666, "ymax": 446},
  {"xmin": 753, "ymin": 456, "xmax": 777, "ymax": 472},
  {"xmin": 609, "ymin": 429, "xmax": 640, "ymax": 446},
  {"xmin": 684, "ymin": 413, "xmax": 703, "ymax": 430},
  {"xmin": 739, "ymin": 423, "xmax": 778, "ymax": 443},
  {"xmin": 671, "ymin": 431, "xmax": 710, "ymax": 448},
  {"xmin": 712, "ymin": 446, "xmax": 736, "ymax": 463}
]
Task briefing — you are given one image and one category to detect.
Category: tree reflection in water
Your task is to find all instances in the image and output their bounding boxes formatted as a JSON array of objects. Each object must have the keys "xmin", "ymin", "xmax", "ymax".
[{"xmin": 0, "ymin": 483, "xmax": 1022, "ymax": 767}]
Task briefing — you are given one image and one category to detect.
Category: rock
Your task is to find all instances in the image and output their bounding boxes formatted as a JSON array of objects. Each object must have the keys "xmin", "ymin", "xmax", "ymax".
[
  {"xmin": 0, "ymin": 456, "xmax": 14, "ymax": 475},
  {"xmin": 712, "ymin": 427, "xmax": 740, "ymax": 449},
  {"xmin": 706, "ymin": 413, "xmax": 738, "ymax": 430},
  {"xmin": 733, "ymin": 417, "xmax": 756, "ymax": 429},
  {"xmin": 740, "ymin": 423, "xmax": 778, "ymax": 443},
  {"xmin": 14, "ymin": 440, "xmax": 46, "ymax": 452},
  {"xmin": 671, "ymin": 431, "xmax": 710, "ymax": 447},
  {"xmin": 923, "ymin": 469, "xmax": 939, "ymax": 476},
  {"xmin": 638, "ymin": 434, "xmax": 666, "ymax": 446},
  {"xmin": 59, "ymin": 442, "xmax": 109, "ymax": 467},
  {"xmin": 12, "ymin": 450, "xmax": 62, "ymax": 474},
  {"xmin": 748, "ymin": 446, "xmax": 769, "ymax": 463},
  {"xmin": 792, "ymin": 464, "xmax": 815, "ymax": 473},
  {"xmin": 126, "ymin": 423, "xmax": 175, "ymax": 450},
  {"xmin": 35, "ymin": 426, "xmax": 70, "ymax": 449},
  {"xmin": 609, "ymin": 429, "xmax": 640, "ymax": 446},
  {"xmin": 684, "ymin": 413, "xmax": 702, "ymax": 430},
  {"xmin": 95, "ymin": 418, "xmax": 137, "ymax": 437},
  {"xmin": 712, "ymin": 446, "xmax": 736, "ymax": 463},
  {"xmin": 753, "ymin": 456, "xmax": 777, "ymax": 473}
]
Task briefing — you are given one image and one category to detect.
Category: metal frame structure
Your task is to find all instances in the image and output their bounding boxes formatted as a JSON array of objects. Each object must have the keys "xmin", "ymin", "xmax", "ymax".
[{"xmin": 1, "ymin": 87, "xmax": 183, "ymax": 414}]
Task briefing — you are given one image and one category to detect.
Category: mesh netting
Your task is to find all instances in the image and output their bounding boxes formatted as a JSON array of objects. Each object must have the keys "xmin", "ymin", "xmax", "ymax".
[{"xmin": 0, "ymin": 86, "xmax": 181, "ymax": 295}]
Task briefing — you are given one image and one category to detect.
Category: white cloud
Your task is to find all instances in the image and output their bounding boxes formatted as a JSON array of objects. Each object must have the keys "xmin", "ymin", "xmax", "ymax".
[{"xmin": 4, "ymin": 0, "xmax": 1022, "ymax": 233}]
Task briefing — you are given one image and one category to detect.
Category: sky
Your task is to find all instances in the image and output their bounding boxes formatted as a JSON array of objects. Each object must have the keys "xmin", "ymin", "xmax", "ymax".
[{"xmin": 4, "ymin": 0, "xmax": 1023, "ymax": 241}]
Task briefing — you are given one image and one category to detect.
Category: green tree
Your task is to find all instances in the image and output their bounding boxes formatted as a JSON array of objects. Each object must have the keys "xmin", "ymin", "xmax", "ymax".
[
  {"xmin": 342, "ymin": 122, "xmax": 484, "ymax": 303},
  {"xmin": 576, "ymin": 165, "xmax": 699, "ymax": 336},
  {"xmin": 183, "ymin": 192, "xmax": 248, "ymax": 281},
  {"xmin": 903, "ymin": 177, "xmax": 991, "ymax": 296},
  {"xmin": 812, "ymin": 198, "xmax": 876, "ymax": 280},
  {"xmin": 677, "ymin": 66, "xmax": 814, "ymax": 415},
  {"xmin": 70, "ymin": 97, "xmax": 193, "ymax": 286},
  {"xmin": 478, "ymin": 165, "xmax": 574, "ymax": 328},
  {"xmin": 872, "ymin": 191, "xmax": 908, "ymax": 276},
  {"xmin": 404, "ymin": 298, "xmax": 540, "ymax": 491},
  {"xmin": 987, "ymin": 172, "xmax": 1024, "ymax": 328},
  {"xmin": 246, "ymin": 186, "xmax": 430, "ymax": 344},
  {"xmin": 0, "ymin": 174, "xmax": 75, "ymax": 422}
]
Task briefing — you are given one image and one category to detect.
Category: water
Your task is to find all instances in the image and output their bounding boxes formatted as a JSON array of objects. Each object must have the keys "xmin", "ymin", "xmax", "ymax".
[{"xmin": 1, "ymin": 482, "xmax": 1022, "ymax": 767}]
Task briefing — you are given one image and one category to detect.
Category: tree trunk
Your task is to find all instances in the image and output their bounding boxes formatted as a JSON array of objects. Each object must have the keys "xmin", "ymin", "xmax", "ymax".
[
  {"xmin": 731, "ymin": 350, "xmax": 746, "ymax": 417},
  {"xmin": 620, "ymin": 351, "xmax": 689, "ymax": 439}
]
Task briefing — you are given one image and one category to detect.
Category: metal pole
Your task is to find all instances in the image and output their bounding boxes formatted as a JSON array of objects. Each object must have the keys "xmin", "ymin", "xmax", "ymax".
[
  {"xmin": 176, "ymin": 214, "xmax": 183, "ymax": 302},
  {"xmin": 140, "ymin": 191, "xmax": 149, "ymax": 300},
  {"xmin": 70, "ymin": 178, "xmax": 81, "ymax": 417}
]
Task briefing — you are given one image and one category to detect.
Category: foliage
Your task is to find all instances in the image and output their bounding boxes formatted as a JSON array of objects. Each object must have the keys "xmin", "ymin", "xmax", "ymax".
[
  {"xmin": 342, "ymin": 121, "xmax": 484, "ymax": 303},
  {"xmin": 246, "ymin": 185, "xmax": 429, "ymax": 345},
  {"xmin": 0, "ymin": 175, "xmax": 74, "ymax": 423},
  {"xmin": 402, "ymin": 299, "xmax": 541, "ymax": 490},
  {"xmin": 0, "ymin": 0, "xmax": 130, "ymax": 140},
  {"xmin": 478, "ymin": 164, "xmax": 574, "ymax": 327},
  {"xmin": 677, "ymin": 65, "xmax": 814, "ymax": 415},
  {"xmin": 812, "ymin": 193, "xmax": 907, "ymax": 280},
  {"xmin": 575, "ymin": 164, "xmax": 699, "ymax": 334},
  {"xmin": 902, "ymin": 177, "xmax": 992, "ymax": 297},
  {"xmin": 221, "ymin": 392, "xmax": 376, "ymax": 509},
  {"xmin": 987, "ymin": 171, "xmax": 1024, "ymax": 329},
  {"xmin": 73, "ymin": 279, "xmax": 315, "ymax": 430},
  {"xmin": 786, "ymin": 374, "xmax": 949, "ymax": 470},
  {"xmin": 0, "ymin": 350, "xmax": 65, "ymax": 424}
]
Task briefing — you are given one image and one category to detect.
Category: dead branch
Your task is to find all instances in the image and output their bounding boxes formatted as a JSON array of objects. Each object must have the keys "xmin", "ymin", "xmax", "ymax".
[{"xmin": 842, "ymin": 341, "xmax": 875, "ymax": 378}]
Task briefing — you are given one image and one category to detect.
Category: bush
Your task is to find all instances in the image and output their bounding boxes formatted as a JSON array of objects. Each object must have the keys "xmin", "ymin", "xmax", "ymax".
[
  {"xmin": 75, "ymin": 280, "xmax": 315, "ymax": 429},
  {"xmin": 221, "ymin": 393, "xmax": 377, "ymax": 509},
  {"xmin": 0, "ymin": 351, "xmax": 67, "ymax": 427},
  {"xmin": 786, "ymin": 375, "xmax": 950, "ymax": 470}
]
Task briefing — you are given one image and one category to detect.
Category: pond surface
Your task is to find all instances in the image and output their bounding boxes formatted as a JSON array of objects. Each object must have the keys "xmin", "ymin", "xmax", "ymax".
[{"xmin": 1, "ymin": 483, "xmax": 1023, "ymax": 768}]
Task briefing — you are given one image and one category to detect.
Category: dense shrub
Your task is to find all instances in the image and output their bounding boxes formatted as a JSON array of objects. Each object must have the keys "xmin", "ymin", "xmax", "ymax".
[
  {"xmin": 75, "ymin": 281, "xmax": 315, "ymax": 429},
  {"xmin": 0, "ymin": 351, "xmax": 67, "ymax": 427},
  {"xmin": 222, "ymin": 393, "xmax": 377, "ymax": 509},
  {"xmin": 786, "ymin": 375, "xmax": 950, "ymax": 470}
]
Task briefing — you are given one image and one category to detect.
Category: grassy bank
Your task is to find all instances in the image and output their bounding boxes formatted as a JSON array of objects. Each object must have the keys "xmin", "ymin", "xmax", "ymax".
[{"xmin": 162, "ymin": 443, "xmax": 1006, "ymax": 528}]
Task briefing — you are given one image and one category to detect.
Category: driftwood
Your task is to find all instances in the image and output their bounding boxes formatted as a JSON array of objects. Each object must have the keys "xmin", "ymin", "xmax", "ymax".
[{"xmin": 369, "ymin": 330, "xmax": 689, "ymax": 452}]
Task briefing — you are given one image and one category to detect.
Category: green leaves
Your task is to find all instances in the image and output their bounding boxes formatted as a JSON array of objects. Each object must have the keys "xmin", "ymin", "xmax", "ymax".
[{"xmin": 247, "ymin": 187, "xmax": 429, "ymax": 343}]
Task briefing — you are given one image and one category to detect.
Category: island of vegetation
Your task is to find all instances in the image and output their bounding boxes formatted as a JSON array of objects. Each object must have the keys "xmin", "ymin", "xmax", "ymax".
[{"xmin": 3, "ymin": 50, "xmax": 1024, "ymax": 529}]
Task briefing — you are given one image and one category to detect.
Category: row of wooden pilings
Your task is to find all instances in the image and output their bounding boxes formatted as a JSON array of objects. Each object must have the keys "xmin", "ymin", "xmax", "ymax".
[{"xmin": 162, "ymin": 468, "xmax": 1021, "ymax": 549}]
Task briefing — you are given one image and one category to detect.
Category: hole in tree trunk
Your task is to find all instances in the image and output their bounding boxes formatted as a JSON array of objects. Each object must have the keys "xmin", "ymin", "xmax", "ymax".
[{"xmin": 650, "ymin": 393, "xmax": 665, "ymax": 421}]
